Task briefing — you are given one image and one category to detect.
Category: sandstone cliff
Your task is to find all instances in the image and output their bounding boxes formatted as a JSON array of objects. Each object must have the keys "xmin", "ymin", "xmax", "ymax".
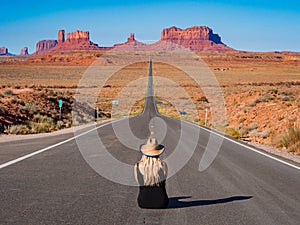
[
  {"xmin": 65, "ymin": 30, "xmax": 89, "ymax": 42},
  {"xmin": 36, "ymin": 40, "xmax": 58, "ymax": 54}
]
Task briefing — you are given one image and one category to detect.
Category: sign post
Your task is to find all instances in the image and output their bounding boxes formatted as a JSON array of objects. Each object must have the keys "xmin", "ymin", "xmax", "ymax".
[
  {"xmin": 205, "ymin": 108, "xmax": 208, "ymax": 126},
  {"xmin": 95, "ymin": 107, "xmax": 99, "ymax": 121},
  {"xmin": 59, "ymin": 99, "xmax": 63, "ymax": 120}
]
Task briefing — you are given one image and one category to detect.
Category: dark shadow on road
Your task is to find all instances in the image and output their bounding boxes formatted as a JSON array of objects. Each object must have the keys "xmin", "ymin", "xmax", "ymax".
[{"xmin": 168, "ymin": 196, "xmax": 253, "ymax": 209}]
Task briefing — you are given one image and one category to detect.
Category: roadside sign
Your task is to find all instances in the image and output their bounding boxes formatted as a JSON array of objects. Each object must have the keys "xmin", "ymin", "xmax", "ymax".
[
  {"xmin": 58, "ymin": 99, "xmax": 63, "ymax": 120},
  {"xmin": 179, "ymin": 111, "xmax": 187, "ymax": 116},
  {"xmin": 112, "ymin": 100, "xmax": 119, "ymax": 105}
]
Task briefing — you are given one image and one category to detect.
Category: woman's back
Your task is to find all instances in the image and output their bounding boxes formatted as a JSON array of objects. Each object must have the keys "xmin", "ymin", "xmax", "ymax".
[{"xmin": 135, "ymin": 160, "xmax": 169, "ymax": 209}]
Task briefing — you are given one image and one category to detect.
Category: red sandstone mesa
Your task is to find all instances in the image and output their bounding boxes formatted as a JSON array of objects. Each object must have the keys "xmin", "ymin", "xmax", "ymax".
[
  {"xmin": 35, "ymin": 40, "xmax": 58, "ymax": 54},
  {"xmin": 158, "ymin": 26, "xmax": 235, "ymax": 52},
  {"xmin": 34, "ymin": 29, "xmax": 100, "ymax": 54}
]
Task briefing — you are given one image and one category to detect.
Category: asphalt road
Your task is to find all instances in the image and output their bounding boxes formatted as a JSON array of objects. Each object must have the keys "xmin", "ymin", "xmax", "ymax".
[{"xmin": 1, "ymin": 59, "xmax": 300, "ymax": 225}]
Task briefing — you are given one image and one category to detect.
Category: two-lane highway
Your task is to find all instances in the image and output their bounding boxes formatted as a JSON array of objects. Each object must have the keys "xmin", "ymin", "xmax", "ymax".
[{"xmin": 1, "ymin": 59, "xmax": 300, "ymax": 225}]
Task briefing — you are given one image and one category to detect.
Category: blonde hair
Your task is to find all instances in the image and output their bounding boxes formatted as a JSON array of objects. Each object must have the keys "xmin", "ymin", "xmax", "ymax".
[{"xmin": 140, "ymin": 155, "xmax": 164, "ymax": 186}]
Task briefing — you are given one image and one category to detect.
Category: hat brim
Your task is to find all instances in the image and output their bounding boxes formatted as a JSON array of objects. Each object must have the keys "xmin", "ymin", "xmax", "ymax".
[{"xmin": 140, "ymin": 144, "xmax": 165, "ymax": 157}]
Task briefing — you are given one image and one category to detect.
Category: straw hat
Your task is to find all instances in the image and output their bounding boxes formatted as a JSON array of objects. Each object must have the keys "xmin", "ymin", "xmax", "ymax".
[{"xmin": 140, "ymin": 138, "xmax": 165, "ymax": 157}]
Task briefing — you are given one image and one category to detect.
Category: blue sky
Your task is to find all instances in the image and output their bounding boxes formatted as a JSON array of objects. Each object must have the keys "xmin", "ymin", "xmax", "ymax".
[{"xmin": 1, "ymin": 0, "xmax": 300, "ymax": 54}]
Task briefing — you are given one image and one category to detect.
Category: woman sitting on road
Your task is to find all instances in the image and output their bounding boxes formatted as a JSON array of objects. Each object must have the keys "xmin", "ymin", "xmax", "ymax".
[{"xmin": 134, "ymin": 137, "xmax": 169, "ymax": 209}]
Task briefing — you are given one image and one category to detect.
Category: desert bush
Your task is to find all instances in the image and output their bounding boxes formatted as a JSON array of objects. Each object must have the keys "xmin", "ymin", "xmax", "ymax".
[
  {"xmin": 0, "ymin": 106, "xmax": 7, "ymax": 114},
  {"xmin": 267, "ymin": 89, "xmax": 278, "ymax": 95},
  {"xmin": 279, "ymin": 126, "xmax": 300, "ymax": 153},
  {"xmin": 11, "ymin": 97, "xmax": 18, "ymax": 104},
  {"xmin": 239, "ymin": 127, "xmax": 249, "ymax": 137},
  {"xmin": 4, "ymin": 89, "xmax": 13, "ymax": 95},
  {"xmin": 27, "ymin": 114, "xmax": 56, "ymax": 133},
  {"xmin": 225, "ymin": 127, "xmax": 240, "ymax": 139},
  {"xmin": 14, "ymin": 85, "xmax": 21, "ymax": 89},
  {"xmin": 33, "ymin": 114, "xmax": 54, "ymax": 124},
  {"xmin": 248, "ymin": 123, "xmax": 258, "ymax": 130},
  {"xmin": 22, "ymin": 102, "xmax": 40, "ymax": 113},
  {"xmin": 198, "ymin": 96, "xmax": 209, "ymax": 103},
  {"xmin": 280, "ymin": 91, "xmax": 292, "ymax": 96},
  {"xmin": 281, "ymin": 95, "xmax": 293, "ymax": 101},
  {"xmin": 6, "ymin": 124, "xmax": 31, "ymax": 135},
  {"xmin": 38, "ymin": 92, "xmax": 46, "ymax": 98}
]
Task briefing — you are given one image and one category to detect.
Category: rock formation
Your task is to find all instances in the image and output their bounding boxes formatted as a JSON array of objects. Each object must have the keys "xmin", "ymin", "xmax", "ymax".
[
  {"xmin": 65, "ymin": 30, "xmax": 89, "ymax": 42},
  {"xmin": 157, "ymin": 26, "xmax": 235, "ymax": 52},
  {"xmin": 113, "ymin": 33, "xmax": 146, "ymax": 50},
  {"xmin": 20, "ymin": 47, "xmax": 29, "ymax": 56},
  {"xmin": 36, "ymin": 40, "xmax": 58, "ymax": 54},
  {"xmin": 0, "ymin": 47, "xmax": 8, "ymax": 55},
  {"xmin": 33, "ymin": 26, "xmax": 236, "ymax": 54},
  {"xmin": 34, "ymin": 29, "xmax": 101, "ymax": 54},
  {"xmin": 127, "ymin": 33, "xmax": 135, "ymax": 42},
  {"xmin": 58, "ymin": 30, "xmax": 65, "ymax": 43}
]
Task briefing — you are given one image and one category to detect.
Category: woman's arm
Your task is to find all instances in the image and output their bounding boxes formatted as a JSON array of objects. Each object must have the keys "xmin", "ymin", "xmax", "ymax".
[
  {"xmin": 134, "ymin": 163, "xmax": 139, "ymax": 184},
  {"xmin": 163, "ymin": 162, "xmax": 168, "ymax": 178}
]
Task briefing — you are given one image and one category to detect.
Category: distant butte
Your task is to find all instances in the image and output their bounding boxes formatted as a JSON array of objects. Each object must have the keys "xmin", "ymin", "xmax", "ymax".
[
  {"xmin": 33, "ymin": 26, "xmax": 236, "ymax": 54},
  {"xmin": 34, "ymin": 29, "xmax": 101, "ymax": 54},
  {"xmin": 20, "ymin": 47, "xmax": 29, "ymax": 56},
  {"xmin": 0, "ymin": 47, "xmax": 8, "ymax": 55},
  {"xmin": 157, "ymin": 26, "xmax": 235, "ymax": 52}
]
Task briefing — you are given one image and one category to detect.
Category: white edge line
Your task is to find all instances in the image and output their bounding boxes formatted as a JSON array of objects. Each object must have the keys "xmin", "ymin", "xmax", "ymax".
[
  {"xmin": 182, "ymin": 120, "xmax": 300, "ymax": 171},
  {"xmin": 0, "ymin": 118, "xmax": 125, "ymax": 170},
  {"xmin": 2, "ymin": 116, "xmax": 299, "ymax": 171}
]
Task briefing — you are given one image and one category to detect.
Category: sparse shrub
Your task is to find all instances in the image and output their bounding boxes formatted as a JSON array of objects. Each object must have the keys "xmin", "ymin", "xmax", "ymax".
[
  {"xmin": 281, "ymin": 96, "xmax": 293, "ymax": 101},
  {"xmin": 18, "ymin": 99, "xmax": 25, "ymax": 106},
  {"xmin": 225, "ymin": 127, "xmax": 240, "ymax": 139},
  {"xmin": 280, "ymin": 91, "xmax": 292, "ymax": 96},
  {"xmin": 29, "ymin": 114, "xmax": 55, "ymax": 133},
  {"xmin": 14, "ymin": 85, "xmax": 21, "ymax": 89},
  {"xmin": 6, "ymin": 124, "xmax": 31, "ymax": 135},
  {"xmin": 279, "ymin": 126, "xmax": 300, "ymax": 153},
  {"xmin": 267, "ymin": 89, "xmax": 278, "ymax": 95},
  {"xmin": 56, "ymin": 120, "xmax": 64, "ymax": 129},
  {"xmin": 239, "ymin": 127, "xmax": 249, "ymax": 137},
  {"xmin": 22, "ymin": 102, "xmax": 40, "ymax": 113},
  {"xmin": 4, "ymin": 89, "xmax": 13, "ymax": 95},
  {"xmin": 38, "ymin": 92, "xmax": 46, "ymax": 98},
  {"xmin": 0, "ymin": 106, "xmax": 7, "ymax": 114},
  {"xmin": 33, "ymin": 114, "xmax": 54, "ymax": 124},
  {"xmin": 248, "ymin": 123, "xmax": 258, "ymax": 130},
  {"xmin": 198, "ymin": 96, "xmax": 209, "ymax": 103},
  {"xmin": 11, "ymin": 97, "xmax": 18, "ymax": 104}
]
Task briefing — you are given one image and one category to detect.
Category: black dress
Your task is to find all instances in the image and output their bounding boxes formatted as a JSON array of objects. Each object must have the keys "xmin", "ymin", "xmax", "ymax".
[{"xmin": 136, "ymin": 162, "xmax": 169, "ymax": 209}]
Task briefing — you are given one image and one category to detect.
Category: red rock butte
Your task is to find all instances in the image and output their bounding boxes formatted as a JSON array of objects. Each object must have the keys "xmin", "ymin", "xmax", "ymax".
[
  {"xmin": 35, "ymin": 29, "xmax": 101, "ymax": 54},
  {"xmin": 33, "ymin": 26, "xmax": 236, "ymax": 54},
  {"xmin": 158, "ymin": 26, "xmax": 234, "ymax": 52},
  {"xmin": 0, "ymin": 47, "xmax": 9, "ymax": 55}
]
